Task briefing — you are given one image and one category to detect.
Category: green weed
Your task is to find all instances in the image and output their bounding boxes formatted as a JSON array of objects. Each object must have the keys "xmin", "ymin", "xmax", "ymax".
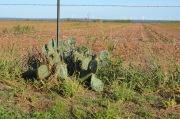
[
  {"xmin": 90, "ymin": 101, "xmax": 122, "ymax": 119},
  {"xmin": 13, "ymin": 25, "xmax": 34, "ymax": 35},
  {"xmin": 53, "ymin": 80, "xmax": 80, "ymax": 98},
  {"xmin": 162, "ymin": 99, "xmax": 177, "ymax": 109},
  {"xmin": 105, "ymin": 81, "xmax": 136, "ymax": 102},
  {"xmin": 30, "ymin": 100, "xmax": 70, "ymax": 119},
  {"xmin": 2, "ymin": 27, "xmax": 10, "ymax": 34},
  {"xmin": 0, "ymin": 45, "xmax": 22, "ymax": 80},
  {"xmin": 1, "ymin": 25, "xmax": 35, "ymax": 35},
  {"xmin": 97, "ymin": 55, "xmax": 124, "ymax": 84}
]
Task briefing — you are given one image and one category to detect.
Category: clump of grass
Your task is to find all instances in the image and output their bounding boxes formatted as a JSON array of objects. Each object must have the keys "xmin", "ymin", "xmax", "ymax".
[
  {"xmin": 2, "ymin": 27, "xmax": 10, "ymax": 34},
  {"xmin": 1, "ymin": 25, "xmax": 36, "ymax": 35},
  {"xmin": 105, "ymin": 81, "xmax": 136, "ymax": 102},
  {"xmin": 0, "ymin": 106, "xmax": 25, "ymax": 119},
  {"xmin": 162, "ymin": 98, "xmax": 177, "ymax": 109},
  {"xmin": 13, "ymin": 25, "xmax": 35, "ymax": 35},
  {"xmin": 90, "ymin": 101, "xmax": 122, "ymax": 119},
  {"xmin": 0, "ymin": 44, "xmax": 22, "ymax": 80},
  {"xmin": 30, "ymin": 100, "xmax": 71, "ymax": 118},
  {"xmin": 52, "ymin": 79, "xmax": 80, "ymax": 98},
  {"xmin": 97, "ymin": 54, "xmax": 124, "ymax": 84},
  {"xmin": 136, "ymin": 106, "xmax": 153, "ymax": 119},
  {"xmin": 166, "ymin": 61, "xmax": 180, "ymax": 89}
]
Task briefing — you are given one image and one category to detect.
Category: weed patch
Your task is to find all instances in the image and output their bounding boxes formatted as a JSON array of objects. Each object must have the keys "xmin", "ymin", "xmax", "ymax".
[{"xmin": 1, "ymin": 25, "xmax": 36, "ymax": 35}]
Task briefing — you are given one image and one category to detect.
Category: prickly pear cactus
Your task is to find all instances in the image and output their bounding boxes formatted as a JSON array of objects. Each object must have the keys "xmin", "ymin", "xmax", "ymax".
[
  {"xmin": 82, "ymin": 57, "xmax": 91, "ymax": 70},
  {"xmin": 36, "ymin": 37, "xmax": 106, "ymax": 92},
  {"xmin": 56, "ymin": 62, "xmax": 68, "ymax": 79},
  {"xmin": 99, "ymin": 50, "xmax": 110, "ymax": 68},
  {"xmin": 88, "ymin": 54, "xmax": 98, "ymax": 73},
  {"xmin": 37, "ymin": 65, "xmax": 50, "ymax": 80},
  {"xmin": 68, "ymin": 37, "xmax": 76, "ymax": 48},
  {"xmin": 38, "ymin": 39, "xmax": 68, "ymax": 80},
  {"xmin": 91, "ymin": 74, "xmax": 104, "ymax": 92},
  {"xmin": 100, "ymin": 50, "xmax": 109, "ymax": 61}
]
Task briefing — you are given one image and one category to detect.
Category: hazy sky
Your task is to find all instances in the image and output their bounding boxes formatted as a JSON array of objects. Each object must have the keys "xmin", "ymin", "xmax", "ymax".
[{"xmin": 0, "ymin": 0, "xmax": 180, "ymax": 20}]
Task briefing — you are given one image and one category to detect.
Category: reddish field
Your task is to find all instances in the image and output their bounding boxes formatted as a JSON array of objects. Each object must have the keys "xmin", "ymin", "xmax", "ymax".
[
  {"xmin": 0, "ymin": 21, "xmax": 179, "ymax": 68},
  {"xmin": 0, "ymin": 21, "xmax": 180, "ymax": 118}
]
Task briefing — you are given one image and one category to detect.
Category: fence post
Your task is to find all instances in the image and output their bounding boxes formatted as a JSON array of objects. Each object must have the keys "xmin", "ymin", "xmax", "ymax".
[{"xmin": 57, "ymin": 0, "xmax": 60, "ymax": 47}]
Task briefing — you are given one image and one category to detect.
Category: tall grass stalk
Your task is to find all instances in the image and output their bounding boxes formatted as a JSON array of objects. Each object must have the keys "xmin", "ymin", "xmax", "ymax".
[{"xmin": 0, "ymin": 44, "xmax": 22, "ymax": 80}]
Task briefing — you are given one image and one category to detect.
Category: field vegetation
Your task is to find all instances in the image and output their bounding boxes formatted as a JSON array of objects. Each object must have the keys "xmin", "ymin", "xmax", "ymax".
[{"xmin": 0, "ymin": 21, "xmax": 180, "ymax": 118}]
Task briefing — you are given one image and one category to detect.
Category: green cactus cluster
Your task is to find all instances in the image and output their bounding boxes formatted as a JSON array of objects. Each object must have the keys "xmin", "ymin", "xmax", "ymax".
[{"xmin": 36, "ymin": 37, "xmax": 109, "ymax": 92}]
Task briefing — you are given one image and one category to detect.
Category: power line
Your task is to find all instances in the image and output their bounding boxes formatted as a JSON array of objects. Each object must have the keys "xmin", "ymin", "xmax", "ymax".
[
  {"xmin": 61, "ymin": 5, "xmax": 180, "ymax": 8},
  {"xmin": 0, "ymin": 4, "xmax": 55, "ymax": 6},
  {"xmin": 0, "ymin": 4, "xmax": 180, "ymax": 7}
]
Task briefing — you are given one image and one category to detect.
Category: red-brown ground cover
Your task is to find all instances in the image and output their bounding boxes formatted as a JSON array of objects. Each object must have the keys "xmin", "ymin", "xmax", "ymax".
[{"xmin": 0, "ymin": 21, "xmax": 179, "ymax": 69}]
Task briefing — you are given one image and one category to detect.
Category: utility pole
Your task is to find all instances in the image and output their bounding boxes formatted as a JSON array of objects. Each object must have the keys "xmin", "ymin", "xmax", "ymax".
[{"xmin": 57, "ymin": 0, "xmax": 60, "ymax": 47}]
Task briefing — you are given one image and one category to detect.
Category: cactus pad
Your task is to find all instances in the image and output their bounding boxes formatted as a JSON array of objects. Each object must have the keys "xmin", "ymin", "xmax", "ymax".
[
  {"xmin": 56, "ymin": 63, "xmax": 68, "ymax": 79},
  {"xmin": 100, "ymin": 50, "xmax": 109, "ymax": 61},
  {"xmin": 82, "ymin": 57, "xmax": 91, "ymax": 70},
  {"xmin": 37, "ymin": 65, "xmax": 50, "ymax": 80},
  {"xmin": 91, "ymin": 74, "xmax": 104, "ymax": 92}
]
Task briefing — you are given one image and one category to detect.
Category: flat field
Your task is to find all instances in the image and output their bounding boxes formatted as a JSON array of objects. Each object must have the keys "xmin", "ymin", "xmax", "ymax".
[
  {"xmin": 0, "ymin": 21, "xmax": 179, "ymax": 66},
  {"xmin": 0, "ymin": 21, "xmax": 180, "ymax": 118}
]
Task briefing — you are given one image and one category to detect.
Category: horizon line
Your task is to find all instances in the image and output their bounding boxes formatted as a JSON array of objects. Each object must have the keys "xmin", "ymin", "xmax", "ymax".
[{"xmin": 0, "ymin": 17, "xmax": 179, "ymax": 21}]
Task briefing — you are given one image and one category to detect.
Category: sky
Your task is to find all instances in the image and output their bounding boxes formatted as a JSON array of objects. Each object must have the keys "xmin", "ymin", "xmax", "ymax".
[{"xmin": 0, "ymin": 0, "xmax": 180, "ymax": 20}]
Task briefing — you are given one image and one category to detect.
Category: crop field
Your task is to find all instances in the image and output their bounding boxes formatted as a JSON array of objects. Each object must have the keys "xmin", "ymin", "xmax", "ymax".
[
  {"xmin": 0, "ymin": 21, "xmax": 180, "ymax": 118},
  {"xmin": 0, "ymin": 21, "xmax": 179, "ymax": 65}
]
